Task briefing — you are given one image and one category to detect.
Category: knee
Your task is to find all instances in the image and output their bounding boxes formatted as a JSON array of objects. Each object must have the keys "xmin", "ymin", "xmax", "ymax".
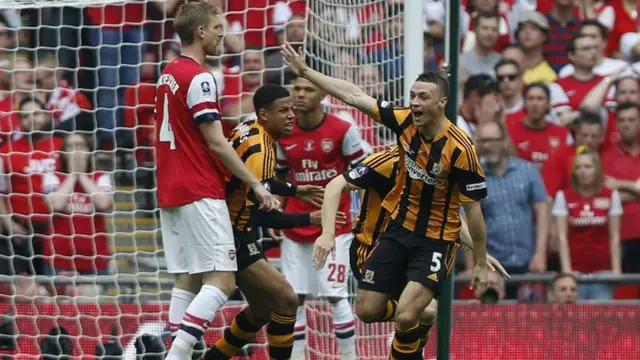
[
  {"xmin": 274, "ymin": 284, "xmax": 299, "ymax": 314},
  {"xmin": 355, "ymin": 297, "xmax": 382, "ymax": 323},
  {"xmin": 419, "ymin": 301, "xmax": 437, "ymax": 325},
  {"xmin": 202, "ymin": 271, "xmax": 236, "ymax": 296},
  {"xmin": 395, "ymin": 307, "xmax": 419, "ymax": 331}
]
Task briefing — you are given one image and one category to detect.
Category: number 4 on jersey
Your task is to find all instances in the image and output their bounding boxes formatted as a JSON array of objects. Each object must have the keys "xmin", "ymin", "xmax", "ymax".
[{"xmin": 159, "ymin": 93, "xmax": 176, "ymax": 150}]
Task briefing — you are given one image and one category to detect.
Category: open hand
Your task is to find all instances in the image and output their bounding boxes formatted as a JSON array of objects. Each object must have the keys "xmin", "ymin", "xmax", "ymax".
[
  {"xmin": 470, "ymin": 262, "xmax": 489, "ymax": 297},
  {"xmin": 312, "ymin": 233, "xmax": 336, "ymax": 270},
  {"xmin": 281, "ymin": 43, "xmax": 308, "ymax": 76},
  {"xmin": 296, "ymin": 185, "xmax": 324, "ymax": 208},
  {"xmin": 252, "ymin": 183, "xmax": 281, "ymax": 211}
]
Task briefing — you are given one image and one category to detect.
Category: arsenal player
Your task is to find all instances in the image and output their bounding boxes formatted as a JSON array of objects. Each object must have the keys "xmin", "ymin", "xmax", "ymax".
[
  {"xmin": 276, "ymin": 75, "xmax": 367, "ymax": 360},
  {"xmin": 154, "ymin": 3, "xmax": 279, "ymax": 359},
  {"xmin": 506, "ymin": 83, "xmax": 572, "ymax": 169},
  {"xmin": 549, "ymin": 34, "xmax": 602, "ymax": 126}
]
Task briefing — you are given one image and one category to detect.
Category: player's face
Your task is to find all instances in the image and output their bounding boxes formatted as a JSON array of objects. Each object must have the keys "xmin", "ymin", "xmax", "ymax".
[
  {"xmin": 616, "ymin": 108, "xmax": 640, "ymax": 143},
  {"xmin": 575, "ymin": 123, "xmax": 602, "ymax": 148},
  {"xmin": 292, "ymin": 77, "xmax": 325, "ymax": 113},
  {"xmin": 202, "ymin": 14, "xmax": 224, "ymax": 56},
  {"xmin": 615, "ymin": 78, "xmax": 640, "ymax": 104},
  {"xmin": 523, "ymin": 87, "xmax": 549, "ymax": 121},
  {"xmin": 574, "ymin": 154, "xmax": 598, "ymax": 187},
  {"xmin": 551, "ymin": 277, "xmax": 578, "ymax": 304},
  {"xmin": 19, "ymin": 100, "xmax": 50, "ymax": 132},
  {"xmin": 263, "ymin": 97, "xmax": 295, "ymax": 137},
  {"xmin": 409, "ymin": 81, "xmax": 446, "ymax": 127}
]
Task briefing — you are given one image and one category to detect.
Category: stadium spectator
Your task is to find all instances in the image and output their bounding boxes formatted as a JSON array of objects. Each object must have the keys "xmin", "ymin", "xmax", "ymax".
[
  {"xmin": 462, "ymin": 0, "xmax": 511, "ymax": 53},
  {"xmin": 581, "ymin": 71, "xmax": 640, "ymax": 152},
  {"xmin": 543, "ymin": 112, "xmax": 605, "ymax": 197},
  {"xmin": 472, "ymin": 120, "xmax": 549, "ymax": 299},
  {"xmin": 542, "ymin": 0, "xmax": 581, "ymax": 73},
  {"xmin": 221, "ymin": 48, "xmax": 265, "ymax": 131},
  {"xmin": 0, "ymin": 97, "xmax": 64, "ymax": 279},
  {"xmin": 460, "ymin": 11, "xmax": 502, "ymax": 77},
  {"xmin": 552, "ymin": 147, "xmax": 622, "ymax": 301},
  {"xmin": 35, "ymin": 51, "xmax": 92, "ymax": 126},
  {"xmin": 10, "ymin": 54, "xmax": 37, "ymax": 106},
  {"xmin": 549, "ymin": 34, "xmax": 601, "ymax": 126},
  {"xmin": 43, "ymin": 133, "xmax": 113, "ymax": 299},
  {"xmin": 0, "ymin": 18, "xmax": 15, "ymax": 73},
  {"xmin": 595, "ymin": 0, "xmax": 637, "ymax": 57},
  {"xmin": 516, "ymin": 11, "xmax": 557, "ymax": 85},
  {"xmin": 501, "ymin": 44, "xmax": 526, "ymax": 71},
  {"xmin": 547, "ymin": 272, "xmax": 579, "ymax": 304},
  {"xmin": 457, "ymin": 74, "xmax": 501, "ymax": 137},
  {"xmin": 265, "ymin": 12, "xmax": 305, "ymax": 85},
  {"xmin": 506, "ymin": 83, "xmax": 572, "ymax": 169},
  {"xmin": 602, "ymin": 103, "xmax": 640, "ymax": 281},
  {"xmin": 558, "ymin": 20, "xmax": 628, "ymax": 77},
  {"xmin": 495, "ymin": 59, "xmax": 525, "ymax": 123}
]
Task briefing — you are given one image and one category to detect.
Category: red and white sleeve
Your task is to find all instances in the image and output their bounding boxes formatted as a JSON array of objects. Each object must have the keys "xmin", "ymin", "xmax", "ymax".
[{"xmin": 187, "ymin": 72, "xmax": 221, "ymax": 125}]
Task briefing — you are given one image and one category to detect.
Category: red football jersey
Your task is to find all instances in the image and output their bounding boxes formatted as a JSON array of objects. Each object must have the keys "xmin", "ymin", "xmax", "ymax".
[
  {"xmin": 507, "ymin": 119, "xmax": 572, "ymax": 168},
  {"xmin": 42, "ymin": 172, "xmax": 113, "ymax": 272},
  {"xmin": 602, "ymin": 145, "xmax": 640, "ymax": 241},
  {"xmin": 552, "ymin": 187, "xmax": 621, "ymax": 273},
  {"xmin": 0, "ymin": 136, "xmax": 63, "ymax": 223},
  {"xmin": 550, "ymin": 75, "xmax": 604, "ymax": 114},
  {"xmin": 155, "ymin": 56, "xmax": 227, "ymax": 208},
  {"xmin": 276, "ymin": 114, "xmax": 367, "ymax": 242}
]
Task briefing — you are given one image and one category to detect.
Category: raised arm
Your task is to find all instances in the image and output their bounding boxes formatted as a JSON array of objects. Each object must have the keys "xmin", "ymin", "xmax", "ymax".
[{"xmin": 281, "ymin": 43, "xmax": 378, "ymax": 119}]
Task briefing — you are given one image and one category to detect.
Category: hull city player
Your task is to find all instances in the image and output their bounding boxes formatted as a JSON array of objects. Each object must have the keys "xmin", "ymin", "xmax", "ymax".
[
  {"xmin": 313, "ymin": 146, "xmax": 510, "ymax": 354},
  {"xmin": 155, "ymin": 3, "xmax": 279, "ymax": 359},
  {"xmin": 282, "ymin": 43, "xmax": 490, "ymax": 359},
  {"xmin": 276, "ymin": 76, "xmax": 368, "ymax": 360},
  {"xmin": 206, "ymin": 86, "xmax": 345, "ymax": 359}
]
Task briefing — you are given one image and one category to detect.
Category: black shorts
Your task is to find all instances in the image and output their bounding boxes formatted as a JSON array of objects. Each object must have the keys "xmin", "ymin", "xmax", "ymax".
[
  {"xmin": 234, "ymin": 232, "xmax": 266, "ymax": 271},
  {"xmin": 349, "ymin": 239, "xmax": 375, "ymax": 282},
  {"xmin": 358, "ymin": 221, "xmax": 459, "ymax": 297}
]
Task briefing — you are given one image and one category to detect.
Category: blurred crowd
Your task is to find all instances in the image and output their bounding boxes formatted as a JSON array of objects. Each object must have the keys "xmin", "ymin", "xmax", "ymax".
[{"xmin": 0, "ymin": 0, "xmax": 637, "ymax": 303}]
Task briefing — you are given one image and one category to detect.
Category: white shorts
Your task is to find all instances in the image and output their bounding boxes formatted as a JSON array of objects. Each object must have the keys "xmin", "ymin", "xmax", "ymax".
[
  {"xmin": 160, "ymin": 198, "xmax": 237, "ymax": 274},
  {"xmin": 281, "ymin": 233, "xmax": 353, "ymax": 298}
]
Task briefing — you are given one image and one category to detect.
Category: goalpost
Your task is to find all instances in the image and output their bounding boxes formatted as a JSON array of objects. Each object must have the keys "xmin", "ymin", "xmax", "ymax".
[{"xmin": 0, "ymin": 0, "xmax": 453, "ymax": 358}]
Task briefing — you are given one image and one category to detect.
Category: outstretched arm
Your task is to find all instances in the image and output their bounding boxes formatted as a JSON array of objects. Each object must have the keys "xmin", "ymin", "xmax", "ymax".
[{"xmin": 281, "ymin": 43, "xmax": 378, "ymax": 119}]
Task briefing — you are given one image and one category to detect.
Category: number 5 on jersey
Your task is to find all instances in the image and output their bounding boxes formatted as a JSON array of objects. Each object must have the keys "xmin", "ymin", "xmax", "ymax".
[{"xmin": 159, "ymin": 93, "xmax": 176, "ymax": 150}]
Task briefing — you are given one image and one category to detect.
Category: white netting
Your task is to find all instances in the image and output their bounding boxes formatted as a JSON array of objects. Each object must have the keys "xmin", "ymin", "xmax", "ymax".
[{"xmin": 0, "ymin": 0, "xmax": 411, "ymax": 358}]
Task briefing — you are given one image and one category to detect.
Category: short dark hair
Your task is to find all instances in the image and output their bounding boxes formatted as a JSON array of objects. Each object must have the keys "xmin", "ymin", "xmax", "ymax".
[
  {"xmin": 549, "ymin": 272, "xmax": 578, "ymax": 290},
  {"xmin": 494, "ymin": 58, "xmax": 521, "ymax": 74},
  {"xmin": 474, "ymin": 11, "xmax": 500, "ymax": 29},
  {"xmin": 580, "ymin": 19, "xmax": 609, "ymax": 40},
  {"xmin": 616, "ymin": 102, "xmax": 640, "ymax": 116},
  {"xmin": 463, "ymin": 74, "xmax": 497, "ymax": 100},
  {"xmin": 523, "ymin": 82, "xmax": 550, "ymax": 100},
  {"xmin": 576, "ymin": 111, "xmax": 603, "ymax": 128},
  {"xmin": 566, "ymin": 33, "xmax": 591, "ymax": 54},
  {"xmin": 253, "ymin": 84, "xmax": 291, "ymax": 114},
  {"xmin": 415, "ymin": 71, "xmax": 450, "ymax": 98},
  {"xmin": 174, "ymin": 1, "xmax": 222, "ymax": 45}
]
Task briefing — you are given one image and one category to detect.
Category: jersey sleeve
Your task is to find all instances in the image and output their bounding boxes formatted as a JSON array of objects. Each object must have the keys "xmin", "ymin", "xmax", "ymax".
[
  {"xmin": 343, "ymin": 163, "xmax": 375, "ymax": 190},
  {"xmin": 609, "ymin": 190, "xmax": 623, "ymax": 217},
  {"xmin": 42, "ymin": 172, "xmax": 60, "ymax": 194},
  {"xmin": 371, "ymin": 99, "xmax": 412, "ymax": 135},
  {"xmin": 187, "ymin": 72, "xmax": 221, "ymax": 125},
  {"xmin": 551, "ymin": 190, "xmax": 568, "ymax": 217},
  {"xmin": 549, "ymin": 82, "xmax": 572, "ymax": 114},
  {"xmin": 452, "ymin": 145, "xmax": 487, "ymax": 202},
  {"xmin": 341, "ymin": 124, "xmax": 367, "ymax": 165},
  {"xmin": 275, "ymin": 142, "xmax": 289, "ymax": 173}
]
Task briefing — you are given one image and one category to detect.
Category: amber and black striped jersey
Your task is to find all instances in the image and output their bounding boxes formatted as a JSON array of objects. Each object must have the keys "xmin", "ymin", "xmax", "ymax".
[
  {"xmin": 226, "ymin": 120, "xmax": 277, "ymax": 232},
  {"xmin": 343, "ymin": 146, "xmax": 399, "ymax": 246},
  {"xmin": 372, "ymin": 100, "xmax": 488, "ymax": 242}
]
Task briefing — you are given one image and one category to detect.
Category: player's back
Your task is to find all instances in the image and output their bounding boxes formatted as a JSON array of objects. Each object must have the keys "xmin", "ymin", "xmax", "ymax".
[{"xmin": 155, "ymin": 56, "xmax": 226, "ymax": 208}]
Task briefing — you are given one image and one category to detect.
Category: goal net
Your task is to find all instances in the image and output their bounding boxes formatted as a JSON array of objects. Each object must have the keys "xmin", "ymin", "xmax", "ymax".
[{"xmin": 0, "ymin": 0, "xmax": 407, "ymax": 359}]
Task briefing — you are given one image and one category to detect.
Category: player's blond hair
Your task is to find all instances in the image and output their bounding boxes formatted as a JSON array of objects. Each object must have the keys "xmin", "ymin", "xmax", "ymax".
[
  {"xmin": 174, "ymin": 1, "xmax": 222, "ymax": 45},
  {"xmin": 571, "ymin": 146, "xmax": 603, "ymax": 194}
]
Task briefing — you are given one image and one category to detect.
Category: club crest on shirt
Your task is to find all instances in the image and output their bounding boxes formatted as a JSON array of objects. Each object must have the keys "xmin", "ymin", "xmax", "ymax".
[
  {"xmin": 380, "ymin": 101, "xmax": 390, "ymax": 108},
  {"xmin": 228, "ymin": 249, "xmax": 236, "ymax": 260},
  {"xmin": 430, "ymin": 162, "xmax": 444, "ymax": 176},
  {"xmin": 349, "ymin": 165, "xmax": 369, "ymax": 179},
  {"xmin": 201, "ymin": 81, "xmax": 211, "ymax": 94},
  {"xmin": 594, "ymin": 197, "xmax": 610, "ymax": 210},
  {"xmin": 304, "ymin": 140, "xmax": 315, "ymax": 152},
  {"xmin": 548, "ymin": 137, "xmax": 560, "ymax": 149},
  {"xmin": 321, "ymin": 139, "xmax": 334, "ymax": 153}
]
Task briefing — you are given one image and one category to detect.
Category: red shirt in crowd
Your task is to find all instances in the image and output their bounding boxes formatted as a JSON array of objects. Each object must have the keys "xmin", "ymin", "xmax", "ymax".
[
  {"xmin": 0, "ymin": 136, "xmax": 64, "ymax": 224},
  {"xmin": 85, "ymin": 3, "xmax": 146, "ymax": 29},
  {"xmin": 602, "ymin": 143, "xmax": 640, "ymax": 241},
  {"xmin": 552, "ymin": 186, "xmax": 622, "ymax": 273},
  {"xmin": 601, "ymin": 109, "xmax": 620, "ymax": 153},
  {"xmin": 124, "ymin": 81, "xmax": 157, "ymax": 165},
  {"xmin": 155, "ymin": 56, "xmax": 227, "ymax": 207},
  {"xmin": 276, "ymin": 114, "xmax": 367, "ymax": 242},
  {"xmin": 550, "ymin": 75, "xmax": 605, "ymax": 114},
  {"xmin": 46, "ymin": 81, "xmax": 93, "ymax": 124},
  {"xmin": 596, "ymin": 0, "xmax": 637, "ymax": 57},
  {"xmin": 42, "ymin": 172, "xmax": 113, "ymax": 272},
  {"xmin": 507, "ymin": 119, "xmax": 572, "ymax": 168}
]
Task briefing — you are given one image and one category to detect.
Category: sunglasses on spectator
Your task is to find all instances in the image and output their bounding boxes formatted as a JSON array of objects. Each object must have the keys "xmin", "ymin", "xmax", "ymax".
[{"xmin": 497, "ymin": 74, "xmax": 518, "ymax": 82}]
